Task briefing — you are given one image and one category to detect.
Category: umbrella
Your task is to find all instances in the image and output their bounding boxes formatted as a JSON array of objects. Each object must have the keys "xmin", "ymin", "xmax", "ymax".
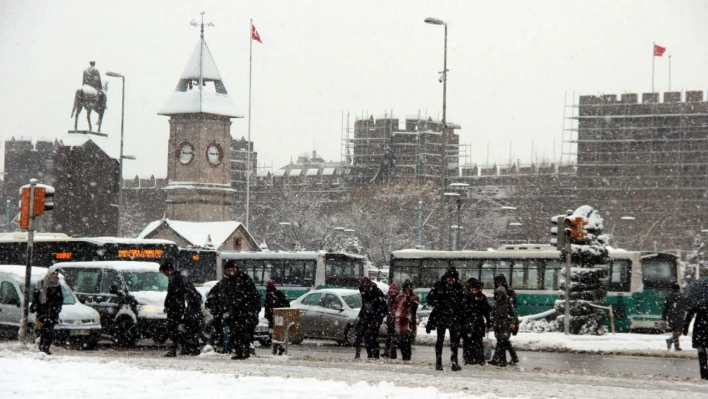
[{"xmin": 680, "ymin": 278, "xmax": 708, "ymax": 311}]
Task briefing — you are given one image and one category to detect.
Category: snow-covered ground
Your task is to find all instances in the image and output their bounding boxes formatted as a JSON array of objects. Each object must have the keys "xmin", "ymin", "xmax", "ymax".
[{"xmin": 415, "ymin": 330, "xmax": 697, "ymax": 357}]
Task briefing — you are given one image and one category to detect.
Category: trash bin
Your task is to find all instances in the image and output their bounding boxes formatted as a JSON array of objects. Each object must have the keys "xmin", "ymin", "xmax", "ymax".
[{"xmin": 272, "ymin": 308, "xmax": 300, "ymax": 355}]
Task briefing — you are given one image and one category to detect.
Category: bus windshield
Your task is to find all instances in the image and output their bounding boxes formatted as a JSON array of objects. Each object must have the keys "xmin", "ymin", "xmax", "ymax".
[
  {"xmin": 324, "ymin": 255, "xmax": 364, "ymax": 288},
  {"xmin": 122, "ymin": 271, "xmax": 168, "ymax": 292},
  {"xmin": 641, "ymin": 257, "xmax": 676, "ymax": 288}
]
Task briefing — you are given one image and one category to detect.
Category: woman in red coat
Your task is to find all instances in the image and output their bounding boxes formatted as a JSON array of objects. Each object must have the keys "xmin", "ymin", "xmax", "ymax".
[{"xmin": 391, "ymin": 280, "xmax": 420, "ymax": 361}]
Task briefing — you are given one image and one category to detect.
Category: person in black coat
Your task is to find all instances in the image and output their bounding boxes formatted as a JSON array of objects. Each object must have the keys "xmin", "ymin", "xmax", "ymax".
[
  {"xmin": 218, "ymin": 260, "xmax": 258, "ymax": 360},
  {"xmin": 182, "ymin": 279, "xmax": 203, "ymax": 356},
  {"xmin": 462, "ymin": 278, "xmax": 492, "ymax": 366},
  {"xmin": 662, "ymin": 283, "xmax": 684, "ymax": 350},
  {"xmin": 426, "ymin": 267, "xmax": 465, "ymax": 371},
  {"xmin": 683, "ymin": 302, "xmax": 708, "ymax": 379},
  {"xmin": 31, "ymin": 265, "xmax": 63, "ymax": 355},
  {"xmin": 264, "ymin": 279, "xmax": 289, "ymax": 328},
  {"xmin": 161, "ymin": 262, "xmax": 200, "ymax": 357},
  {"xmin": 494, "ymin": 274, "xmax": 519, "ymax": 364},
  {"xmin": 488, "ymin": 286, "xmax": 519, "ymax": 367},
  {"xmin": 354, "ymin": 277, "xmax": 387, "ymax": 359}
]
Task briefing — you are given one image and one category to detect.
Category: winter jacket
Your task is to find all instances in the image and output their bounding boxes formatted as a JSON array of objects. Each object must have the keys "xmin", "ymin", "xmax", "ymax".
[
  {"xmin": 391, "ymin": 291, "xmax": 420, "ymax": 334},
  {"xmin": 426, "ymin": 277, "xmax": 465, "ymax": 330},
  {"xmin": 164, "ymin": 273, "xmax": 188, "ymax": 320},
  {"xmin": 462, "ymin": 290, "xmax": 492, "ymax": 339},
  {"xmin": 217, "ymin": 271, "xmax": 258, "ymax": 328},
  {"xmin": 662, "ymin": 291, "xmax": 685, "ymax": 329},
  {"xmin": 205, "ymin": 282, "xmax": 221, "ymax": 318},
  {"xmin": 32, "ymin": 285, "xmax": 63, "ymax": 323},
  {"xmin": 494, "ymin": 275, "xmax": 518, "ymax": 335},
  {"xmin": 491, "ymin": 286, "xmax": 519, "ymax": 340},
  {"xmin": 683, "ymin": 304, "xmax": 708, "ymax": 349},
  {"xmin": 357, "ymin": 286, "xmax": 387, "ymax": 330},
  {"xmin": 264, "ymin": 288, "xmax": 290, "ymax": 325},
  {"xmin": 183, "ymin": 280, "xmax": 203, "ymax": 324}
]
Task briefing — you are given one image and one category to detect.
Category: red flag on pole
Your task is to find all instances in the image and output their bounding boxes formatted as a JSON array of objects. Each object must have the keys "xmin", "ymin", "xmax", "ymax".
[
  {"xmin": 252, "ymin": 24, "xmax": 262, "ymax": 43},
  {"xmin": 654, "ymin": 44, "xmax": 666, "ymax": 57}
]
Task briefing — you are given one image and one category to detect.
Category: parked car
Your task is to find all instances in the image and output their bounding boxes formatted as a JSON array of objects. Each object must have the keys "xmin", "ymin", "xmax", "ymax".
[
  {"xmin": 0, "ymin": 265, "xmax": 102, "ymax": 349},
  {"xmin": 55, "ymin": 261, "xmax": 169, "ymax": 347},
  {"xmin": 196, "ymin": 282, "xmax": 271, "ymax": 347},
  {"xmin": 289, "ymin": 288, "xmax": 388, "ymax": 345}
]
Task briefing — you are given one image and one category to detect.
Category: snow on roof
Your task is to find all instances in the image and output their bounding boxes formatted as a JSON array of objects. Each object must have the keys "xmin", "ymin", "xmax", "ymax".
[
  {"xmin": 273, "ymin": 169, "xmax": 286, "ymax": 177},
  {"xmin": 0, "ymin": 265, "xmax": 52, "ymax": 282},
  {"xmin": 139, "ymin": 220, "xmax": 245, "ymax": 250},
  {"xmin": 59, "ymin": 133, "xmax": 120, "ymax": 160},
  {"xmin": 0, "ymin": 232, "xmax": 70, "ymax": 241},
  {"xmin": 289, "ymin": 169, "xmax": 303, "ymax": 176},
  {"xmin": 221, "ymin": 251, "xmax": 365, "ymax": 260},
  {"xmin": 256, "ymin": 170, "xmax": 270, "ymax": 177},
  {"xmin": 158, "ymin": 39, "xmax": 241, "ymax": 118},
  {"xmin": 322, "ymin": 168, "xmax": 336, "ymax": 176},
  {"xmin": 54, "ymin": 261, "xmax": 161, "ymax": 272},
  {"xmin": 306, "ymin": 169, "xmax": 319, "ymax": 176},
  {"xmin": 391, "ymin": 248, "xmax": 561, "ymax": 259},
  {"xmin": 78, "ymin": 237, "xmax": 177, "ymax": 246}
]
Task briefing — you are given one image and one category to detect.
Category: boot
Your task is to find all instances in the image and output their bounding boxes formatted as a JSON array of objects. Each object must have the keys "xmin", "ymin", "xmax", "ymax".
[
  {"xmin": 666, "ymin": 338, "xmax": 672, "ymax": 350},
  {"xmin": 164, "ymin": 349, "xmax": 177, "ymax": 357},
  {"xmin": 435, "ymin": 358, "xmax": 443, "ymax": 371},
  {"xmin": 354, "ymin": 346, "xmax": 361, "ymax": 359},
  {"xmin": 451, "ymin": 361, "xmax": 461, "ymax": 371}
]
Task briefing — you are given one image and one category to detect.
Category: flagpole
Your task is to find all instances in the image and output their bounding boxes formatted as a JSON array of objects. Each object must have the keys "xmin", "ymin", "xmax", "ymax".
[
  {"xmin": 651, "ymin": 42, "xmax": 655, "ymax": 93},
  {"xmin": 668, "ymin": 54, "xmax": 672, "ymax": 91},
  {"xmin": 245, "ymin": 18, "xmax": 253, "ymax": 230}
]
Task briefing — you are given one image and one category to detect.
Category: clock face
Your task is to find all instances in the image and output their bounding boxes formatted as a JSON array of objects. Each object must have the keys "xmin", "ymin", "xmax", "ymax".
[
  {"xmin": 206, "ymin": 143, "xmax": 222, "ymax": 166},
  {"xmin": 178, "ymin": 142, "xmax": 194, "ymax": 165}
]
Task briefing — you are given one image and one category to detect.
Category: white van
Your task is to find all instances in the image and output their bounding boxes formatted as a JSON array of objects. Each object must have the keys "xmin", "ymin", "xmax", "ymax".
[{"xmin": 0, "ymin": 265, "xmax": 102, "ymax": 349}]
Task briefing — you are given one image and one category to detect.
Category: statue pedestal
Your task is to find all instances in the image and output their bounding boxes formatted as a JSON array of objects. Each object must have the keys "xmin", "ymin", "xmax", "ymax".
[{"xmin": 67, "ymin": 130, "xmax": 108, "ymax": 137}]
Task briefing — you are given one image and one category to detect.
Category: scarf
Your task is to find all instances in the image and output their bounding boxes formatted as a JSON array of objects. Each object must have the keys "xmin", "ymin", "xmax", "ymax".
[{"xmin": 39, "ymin": 266, "xmax": 61, "ymax": 304}]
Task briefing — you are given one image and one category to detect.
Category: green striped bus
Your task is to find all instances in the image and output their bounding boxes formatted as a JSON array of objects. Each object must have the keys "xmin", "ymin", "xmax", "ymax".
[{"xmin": 389, "ymin": 245, "xmax": 679, "ymax": 332}]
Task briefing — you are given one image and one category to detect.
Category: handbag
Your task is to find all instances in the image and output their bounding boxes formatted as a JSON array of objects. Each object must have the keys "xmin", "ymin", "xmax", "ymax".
[{"xmin": 483, "ymin": 333, "xmax": 493, "ymax": 361}]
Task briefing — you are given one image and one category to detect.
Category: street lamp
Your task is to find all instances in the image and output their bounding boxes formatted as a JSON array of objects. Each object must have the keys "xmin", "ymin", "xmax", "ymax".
[
  {"xmin": 444, "ymin": 192, "xmax": 462, "ymax": 250},
  {"xmin": 105, "ymin": 71, "xmax": 133, "ymax": 237},
  {"xmin": 425, "ymin": 16, "xmax": 449, "ymax": 196}
]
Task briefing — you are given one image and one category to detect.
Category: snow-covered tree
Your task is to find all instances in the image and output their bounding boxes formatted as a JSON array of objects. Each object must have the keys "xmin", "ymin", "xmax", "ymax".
[
  {"xmin": 684, "ymin": 234, "xmax": 707, "ymax": 286},
  {"xmin": 553, "ymin": 205, "xmax": 610, "ymax": 335}
]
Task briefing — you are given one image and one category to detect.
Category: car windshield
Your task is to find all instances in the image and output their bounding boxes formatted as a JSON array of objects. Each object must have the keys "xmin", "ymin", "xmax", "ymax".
[
  {"xmin": 341, "ymin": 293, "xmax": 362, "ymax": 309},
  {"xmin": 121, "ymin": 271, "xmax": 168, "ymax": 292},
  {"xmin": 26, "ymin": 281, "xmax": 76, "ymax": 305}
]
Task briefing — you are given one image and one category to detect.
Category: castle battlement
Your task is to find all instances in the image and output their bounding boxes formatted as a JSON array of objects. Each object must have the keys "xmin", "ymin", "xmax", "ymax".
[{"xmin": 579, "ymin": 90, "xmax": 705, "ymax": 105}]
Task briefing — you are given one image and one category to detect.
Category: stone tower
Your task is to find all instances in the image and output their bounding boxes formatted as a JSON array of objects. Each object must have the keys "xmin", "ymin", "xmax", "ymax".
[{"xmin": 158, "ymin": 33, "xmax": 242, "ymax": 222}]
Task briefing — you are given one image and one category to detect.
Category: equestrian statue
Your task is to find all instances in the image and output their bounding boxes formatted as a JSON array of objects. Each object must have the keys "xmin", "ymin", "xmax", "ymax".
[{"xmin": 70, "ymin": 61, "xmax": 108, "ymax": 132}]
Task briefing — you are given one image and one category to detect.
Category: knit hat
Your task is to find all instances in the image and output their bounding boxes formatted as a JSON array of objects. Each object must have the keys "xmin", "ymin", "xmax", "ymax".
[
  {"xmin": 402, "ymin": 279, "xmax": 413, "ymax": 291},
  {"xmin": 266, "ymin": 279, "xmax": 276, "ymax": 290},
  {"xmin": 443, "ymin": 267, "xmax": 459, "ymax": 281},
  {"xmin": 388, "ymin": 282, "xmax": 400, "ymax": 296}
]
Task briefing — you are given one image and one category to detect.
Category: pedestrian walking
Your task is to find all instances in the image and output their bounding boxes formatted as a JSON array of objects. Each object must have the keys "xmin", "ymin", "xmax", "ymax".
[
  {"xmin": 683, "ymin": 301, "xmax": 708, "ymax": 379},
  {"xmin": 182, "ymin": 281, "xmax": 204, "ymax": 356},
  {"xmin": 390, "ymin": 280, "xmax": 419, "ymax": 361},
  {"xmin": 354, "ymin": 277, "xmax": 387, "ymax": 359},
  {"xmin": 161, "ymin": 262, "xmax": 201, "ymax": 357},
  {"xmin": 662, "ymin": 283, "xmax": 684, "ymax": 351},
  {"xmin": 383, "ymin": 282, "xmax": 400, "ymax": 358},
  {"xmin": 488, "ymin": 286, "xmax": 519, "ymax": 367},
  {"xmin": 462, "ymin": 278, "xmax": 492, "ymax": 366},
  {"xmin": 426, "ymin": 267, "xmax": 465, "ymax": 371},
  {"xmin": 31, "ymin": 265, "xmax": 63, "ymax": 355},
  {"xmin": 205, "ymin": 281, "xmax": 226, "ymax": 352},
  {"xmin": 494, "ymin": 274, "xmax": 519, "ymax": 364},
  {"xmin": 264, "ymin": 279, "xmax": 290, "ymax": 328},
  {"xmin": 218, "ymin": 260, "xmax": 258, "ymax": 360}
]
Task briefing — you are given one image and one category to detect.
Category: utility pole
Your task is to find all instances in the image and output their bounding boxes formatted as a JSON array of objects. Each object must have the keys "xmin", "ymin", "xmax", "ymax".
[
  {"xmin": 18, "ymin": 179, "xmax": 37, "ymax": 343},
  {"xmin": 416, "ymin": 201, "xmax": 424, "ymax": 249}
]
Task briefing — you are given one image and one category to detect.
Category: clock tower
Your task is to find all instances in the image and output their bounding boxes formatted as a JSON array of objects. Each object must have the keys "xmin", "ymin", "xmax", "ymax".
[{"xmin": 158, "ymin": 25, "xmax": 241, "ymax": 222}]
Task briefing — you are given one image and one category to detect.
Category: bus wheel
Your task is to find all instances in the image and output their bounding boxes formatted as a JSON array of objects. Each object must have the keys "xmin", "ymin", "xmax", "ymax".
[{"xmin": 114, "ymin": 318, "xmax": 138, "ymax": 347}]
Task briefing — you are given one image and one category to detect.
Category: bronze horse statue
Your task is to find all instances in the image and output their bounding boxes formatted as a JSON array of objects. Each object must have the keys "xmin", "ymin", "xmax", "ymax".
[{"xmin": 70, "ymin": 83, "xmax": 108, "ymax": 132}]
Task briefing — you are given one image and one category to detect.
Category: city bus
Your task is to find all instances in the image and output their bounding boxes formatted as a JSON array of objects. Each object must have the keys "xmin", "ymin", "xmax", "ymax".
[
  {"xmin": 0, "ymin": 233, "xmax": 179, "ymax": 267},
  {"xmin": 389, "ymin": 244, "xmax": 679, "ymax": 332},
  {"xmin": 220, "ymin": 251, "xmax": 369, "ymax": 301}
]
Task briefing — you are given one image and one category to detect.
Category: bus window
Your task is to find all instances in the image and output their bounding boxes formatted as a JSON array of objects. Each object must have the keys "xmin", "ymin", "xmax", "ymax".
[
  {"xmin": 642, "ymin": 257, "xmax": 676, "ymax": 288},
  {"xmin": 421, "ymin": 259, "xmax": 448, "ymax": 287},
  {"xmin": 480, "ymin": 260, "xmax": 496, "ymax": 289},
  {"xmin": 243, "ymin": 262, "xmax": 261, "ymax": 285},
  {"xmin": 543, "ymin": 260, "xmax": 562, "ymax": 290},
  {"xmin": 303, "ymin": 261, "xmax": 316, "ymax": 287},
  {"xmin": 391, "ymin": 259, "xmax": 420, "ymax": 287},
  {"xmin": 609, "ymin": 260, "xmax": 631, "ymax": 292},
  {"xmin": 264, "ymin": 261, "xmax": 284, "ymax": 285},
  {"xmin": 511, "ymin": 261, "xmax": 525, "ymax": 288},
  {"xmin": 526, "ymin": 260, "xmax": 542, "ymax": 290},
  {"xmin": 283, "ymin": 260, "xmax": 306, "ymax": 286},
  {"xmin": 452, "ymin": 260, "xmax": 481, "ymax": 282}
]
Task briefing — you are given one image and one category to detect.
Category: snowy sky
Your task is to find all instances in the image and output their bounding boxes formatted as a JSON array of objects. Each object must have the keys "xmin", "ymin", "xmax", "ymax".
[{"xmin": 1, "ymin": 0, "xmax": 707, "ymax": 179}]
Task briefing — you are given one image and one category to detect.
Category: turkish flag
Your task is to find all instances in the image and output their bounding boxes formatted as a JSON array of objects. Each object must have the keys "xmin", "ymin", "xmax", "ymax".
[
  {"xmin": 252, "ymin": 24, "xmax": 262, "ymax": 43},
  {"xmin": 654, "ymin": 44, "xmax": 666, "ymax": 57}
]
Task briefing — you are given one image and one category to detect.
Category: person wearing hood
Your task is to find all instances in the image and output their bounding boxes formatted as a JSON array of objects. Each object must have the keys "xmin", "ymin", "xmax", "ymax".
[
  {"xmin": 161, "ymin": 262, "xmax": 202, "ymax": 357},
  {"xmin": 390, "ymin": 279, "xmax": 420, "ymax": 361},
  {"xmin": 31, "ymin": 265, "xmax": 63, "ymax": 355},
  {"xmin": 354, "ymin": 277, "xmax": 387, "ymax": 359},
  {"xmin": 494, "ymin": 274, "xmax": 519, "ymax": 363},
  {"xmin": 426, "ymin": 267, "xmax": 465, "ymax": 371},
  {"xmin": 264, "ymin": 279, "xmax": 290, "ymax": 329},
  {"xmin": 218, "ymin": 259, "xmax": 258, "ymax": 360},
  {"xmin": 383, "ymin": 282, "xmax": 400, "ymax": 358},
  {"xmin": 488, "ymin": 286, "xmax": 519, "ymax": 367},
  {"xmin": 662, "ymin": 283, "xmax": 684, "ymax": 351},
  {"xmin": 462, "ymin": 278, "xmax": 492, "ymax": 365},
  {"xmin": 683, "ymin": 298, "xmax": 708, "ymax": 379}
]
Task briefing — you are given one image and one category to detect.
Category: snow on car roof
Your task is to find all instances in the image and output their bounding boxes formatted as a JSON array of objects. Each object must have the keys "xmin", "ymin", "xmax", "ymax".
[
  {"xmin": 0, "ymin": 265, "xmax": 52, "ymax": 282},
  {"xmin": 308, "ymin": 288, "xmax": 359, "ymax": 296},
  {"xmin": 54, "ymin": 261, "xmax": 161, "ymax": 272}
]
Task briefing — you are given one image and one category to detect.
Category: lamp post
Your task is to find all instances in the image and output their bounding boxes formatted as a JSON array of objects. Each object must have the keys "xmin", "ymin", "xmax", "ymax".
[
  {"xmin": 425, "ymin": 17, "xmax": 449, "ymax": 197},
  {"xmin": 105, "ymin": 71, "xmax": 133, "ymax": 237},
  {"xmin": 444, "ymin": 192, "xmax": 461, "ymax": 250}
]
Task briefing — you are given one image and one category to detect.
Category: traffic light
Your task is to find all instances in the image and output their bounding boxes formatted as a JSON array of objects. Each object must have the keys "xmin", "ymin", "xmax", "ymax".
[
  {"xmin": 565, "ymin": 215, "xmax": 588, "ymax": 244},
  {"xmin": 551, "ymin": 215, "xmax": 567, "ymax": 250},
  {"xmin": 18, "ymin": 182, "xmax": 55, "ymax": 230}
]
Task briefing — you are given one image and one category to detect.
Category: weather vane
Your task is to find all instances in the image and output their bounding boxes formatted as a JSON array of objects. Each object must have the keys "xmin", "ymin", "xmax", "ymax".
[{"xmin": 190, "ymin": 11, "xmax": 214, "ymax": 39}]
